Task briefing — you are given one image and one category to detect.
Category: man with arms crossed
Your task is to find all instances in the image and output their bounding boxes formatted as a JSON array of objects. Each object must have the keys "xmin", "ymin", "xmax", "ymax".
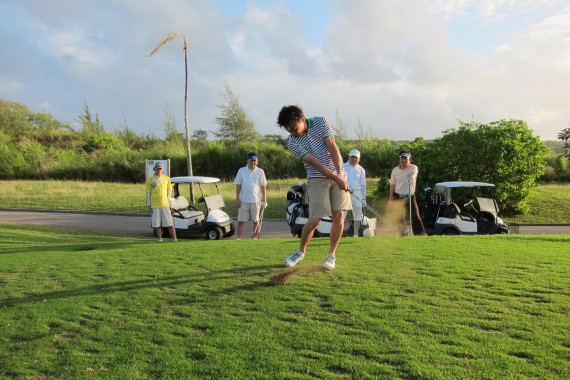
[
  {"xmin": 277, "ymin": 105, "xmax": 351, "ymax": 270},
  {"xmin": 145, "ymin": 162, "xmax": 177, "ymax": 242}
]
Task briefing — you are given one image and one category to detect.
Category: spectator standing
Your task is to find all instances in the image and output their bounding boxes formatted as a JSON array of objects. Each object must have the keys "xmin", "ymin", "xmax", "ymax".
[
  {"xmin": 234, "ymin": 152, "xmax": 267, "ymax": 240},
  {"xmin": 389, "ymin": 150, "xmax": 426, "ymax": 235},
  {"xmin": 344, "ymin": 149, "xmax": 367, "ymax": 237},
  {"xmin": 145, "ymin": 162, "xmax": 177, "ymax": 241}
]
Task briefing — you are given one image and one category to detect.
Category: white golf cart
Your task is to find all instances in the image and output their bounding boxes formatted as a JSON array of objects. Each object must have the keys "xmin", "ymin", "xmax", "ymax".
[
  {"xmin": 154, "ymin": 176, "xmax": 235, "ymax": 240},
  {"xmin": 422, "ymin": 181, "xmax": 509, "ymax": 235},
  {"xmin": 285, "ymin": 183, "xmax": 376, "ymax": 238}
]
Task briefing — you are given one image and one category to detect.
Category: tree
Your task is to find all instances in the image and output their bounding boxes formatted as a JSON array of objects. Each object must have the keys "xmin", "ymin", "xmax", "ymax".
[
  {"xmin": 192, "ymin": 129, "xmax": 208, "ymax": 141},
  {"xmin": 163, "ymin": 104, "xmax": 181, "ymax": 142},
  {"xmin": 213, "ymin": 81, "xmax": 259, "ymax": 143},
  {"xmin": 355, "ymin": 117, "xmax": 373, "ymax": 140},
  {"xmin": 420, "ymin": 119, "xmax": 549, "ymax": 215},
  {"xmin": 78, "ymin": 104, "xmax": 128, "ymax": 154},
  {"xmin": 558, "ymin": 126, "xmax": 570, "ymax": 159},
  {"xmin": 333, "ymin": 109, "xmax": 349, "ymax": 141}
]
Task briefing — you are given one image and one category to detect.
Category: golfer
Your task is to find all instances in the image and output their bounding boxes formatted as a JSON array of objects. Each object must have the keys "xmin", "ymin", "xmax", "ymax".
[
  {"xmin": 145, "ymin": 162, "xmax": 177, "ymax": 241},
  {"xmin": 389, "ymin": 150, "xmax": 426, "ymax": 235},
  {"xmin": 234, "ymin": 152, "xmax": 267, "ymax": 240},
  {"xmin": 344, "ymin": 149, "xmax": 367, "ymax": 237},
  {"xmin": 277, "ymin": 105, "xmax": 351, "ymax": 270}
]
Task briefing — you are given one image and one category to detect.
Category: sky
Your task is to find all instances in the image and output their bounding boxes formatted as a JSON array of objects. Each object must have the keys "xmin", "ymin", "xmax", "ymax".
[{"xmin": 1, "ymin": 0, "xmax": 569, "ymax": 141}]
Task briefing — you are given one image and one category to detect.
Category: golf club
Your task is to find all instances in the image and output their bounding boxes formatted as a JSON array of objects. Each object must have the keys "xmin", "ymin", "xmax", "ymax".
[{"xmin": 252, "ymin": 203, "xmax": 266, "ymax": 239}]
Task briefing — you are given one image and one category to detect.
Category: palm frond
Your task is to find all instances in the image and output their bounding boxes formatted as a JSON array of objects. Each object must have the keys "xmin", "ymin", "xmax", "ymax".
[{"xmin": 146, "ymin": 32, "xmax": 182, "ymax": 58}]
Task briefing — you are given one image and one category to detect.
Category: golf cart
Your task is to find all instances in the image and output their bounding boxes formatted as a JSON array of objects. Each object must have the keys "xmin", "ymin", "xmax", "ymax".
[
  {"xmin": 422, "ymin": 181, "xmax": 509, "ymax": 235},
  {"xmin": 154, "ymin": 176, "xmax": 235, "ymax": 240},
  {"xmin": 285, "ymin": 183, "xmax": 376, "ymax": 238}
]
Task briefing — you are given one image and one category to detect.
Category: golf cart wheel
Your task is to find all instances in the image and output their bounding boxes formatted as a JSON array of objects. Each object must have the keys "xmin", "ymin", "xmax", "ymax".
[
  {"xmin": 206, "ymin": 227, "xmax": 223, "ymax": 240},
  {"xmin": 442, "ymin": 228, "xmax": 458, "ymax": 235},
  {"xmin": 223, "ymin": 223, "xmax": 236, "ymax": 238}
]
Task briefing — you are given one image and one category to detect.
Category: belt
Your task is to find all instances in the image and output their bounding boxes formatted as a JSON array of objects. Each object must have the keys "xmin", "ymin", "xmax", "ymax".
[{"xmin": 395, "ymin": 193, "xmax": 412, "ymax": 198}]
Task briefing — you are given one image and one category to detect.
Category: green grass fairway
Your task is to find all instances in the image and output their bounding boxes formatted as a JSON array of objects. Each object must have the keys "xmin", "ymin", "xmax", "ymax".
[{"xmin": 1, "ymin": 224, "xmax": 569, "ymax": 379}]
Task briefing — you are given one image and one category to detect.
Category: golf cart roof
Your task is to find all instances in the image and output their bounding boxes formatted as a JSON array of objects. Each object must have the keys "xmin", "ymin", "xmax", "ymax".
[
  {"xmin": 170, "ymin": 176, "xmax": 220, "ymax": 184},
  {"xmin": 433, "ymin": 182, "xmax": 496, "ymax": 204},
  {"xmin": 434, "ymin": 181, "xmax": 495, "ymax": 189}
]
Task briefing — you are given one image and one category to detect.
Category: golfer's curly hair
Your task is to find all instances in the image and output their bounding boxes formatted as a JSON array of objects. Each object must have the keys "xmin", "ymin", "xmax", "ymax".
[{"xmin": 277, "ymin": 105, "xmax": 305, "ymax": 127}]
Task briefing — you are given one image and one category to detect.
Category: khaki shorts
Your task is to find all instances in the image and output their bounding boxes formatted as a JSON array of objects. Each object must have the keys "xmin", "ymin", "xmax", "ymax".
[
  {"xmin": 152, "ymin": 206, "xmax": 174, "ymax": 227},
  {"xmin": 306, "ymin": 178, "xmax": 352, "ymax": 219},
  {"xmin": 238, "ymin": 202, "xmax": 260, "ymax": 222}
]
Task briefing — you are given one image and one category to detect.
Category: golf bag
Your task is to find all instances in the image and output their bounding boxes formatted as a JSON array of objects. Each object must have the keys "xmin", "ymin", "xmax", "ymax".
[{"xmin": 285, "ymin": 183, "xmax": 333, "ymax": 238}]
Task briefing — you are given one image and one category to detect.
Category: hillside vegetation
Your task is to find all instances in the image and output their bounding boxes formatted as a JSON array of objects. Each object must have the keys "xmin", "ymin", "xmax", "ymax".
[{"xmin": 1, "ymin": 99, "xmax": 569, "ymax": 216}]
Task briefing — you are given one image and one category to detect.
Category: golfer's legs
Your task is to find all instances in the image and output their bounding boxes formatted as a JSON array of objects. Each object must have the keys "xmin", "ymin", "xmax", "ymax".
[
  {"xmin": 300, "ymin": 218, "xmax": 320, "ymax": 252},
  {"xmin": 329, "ymin": 210, "xmax": 344, "ymax": 254}
]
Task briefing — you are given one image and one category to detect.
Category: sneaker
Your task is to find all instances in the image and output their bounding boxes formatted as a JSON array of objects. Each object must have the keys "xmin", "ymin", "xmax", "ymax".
[
  {"xmin": 252, "ymin": 237, "xmax": 258, "ymax": 240},
  {"xmin": 322, "ymin": 254, "xmax": 336, "ymax": 270},
  {"xmin": 173, "ymin": 239, "xmax": 178, "ymax": 242},
  {"xmin": 285, "ymin": 249, "xmax": 305, "ymax": 267},
  {"xmin": 235, "ymin": 238, "xmax": 241, "ymax": 241},
  {"xmin": 158, "ymin": 239, "xmax": 163, "ymax": 242}
]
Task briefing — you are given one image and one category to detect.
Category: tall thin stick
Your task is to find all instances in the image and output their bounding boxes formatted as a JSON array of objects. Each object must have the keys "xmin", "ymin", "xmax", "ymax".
[{"xmin": 147, "ymin": 32, "xmax": 194, "ymax": 202}]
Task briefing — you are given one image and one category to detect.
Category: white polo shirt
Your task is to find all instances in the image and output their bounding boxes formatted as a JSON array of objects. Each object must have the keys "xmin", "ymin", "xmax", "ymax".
[{"xmin": 234, "ymin": 166, "xmax": 267, "ymax": 203}]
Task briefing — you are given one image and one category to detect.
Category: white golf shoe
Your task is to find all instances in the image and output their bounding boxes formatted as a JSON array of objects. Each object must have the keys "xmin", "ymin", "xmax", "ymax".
[
  {"xmin": 322, "ymin": 254, "xmax": 336, "ymax": 270},
  {"xmin": 285, "ymin": 249, "xmax": 305, "ymax": 267}
]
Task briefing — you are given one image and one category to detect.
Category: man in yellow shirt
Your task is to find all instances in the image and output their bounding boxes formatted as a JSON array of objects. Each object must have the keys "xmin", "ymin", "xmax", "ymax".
[{"xmin": 145, "ymin": 162, "xmax": 177, "ymax": 241}]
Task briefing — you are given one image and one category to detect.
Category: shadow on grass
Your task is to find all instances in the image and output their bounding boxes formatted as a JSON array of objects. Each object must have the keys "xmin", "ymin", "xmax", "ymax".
[
  {"xmin": 0, "ymin": 264, "xmax": 283, "ymax": 308},
  {"xmin": 0, "ymin": 241, "xmax": 142, "ymax": 255}
]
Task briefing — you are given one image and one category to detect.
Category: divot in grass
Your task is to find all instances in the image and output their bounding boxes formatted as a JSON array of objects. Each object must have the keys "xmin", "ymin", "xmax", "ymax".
[{"xmin": 268, "ymin": 264, "xmax": 326, "ymax": 285}]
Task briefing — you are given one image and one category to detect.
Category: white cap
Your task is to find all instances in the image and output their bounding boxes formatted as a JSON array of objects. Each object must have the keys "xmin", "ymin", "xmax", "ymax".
[{"xmin": 349, "ymin": 149, "xmax": 361, "ymax": 158}]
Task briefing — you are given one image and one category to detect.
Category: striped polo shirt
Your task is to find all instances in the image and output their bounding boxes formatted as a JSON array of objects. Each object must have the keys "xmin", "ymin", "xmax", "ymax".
[{"xmin": 287, "ymin": 117, "xmax": 345, "ymax": 179}]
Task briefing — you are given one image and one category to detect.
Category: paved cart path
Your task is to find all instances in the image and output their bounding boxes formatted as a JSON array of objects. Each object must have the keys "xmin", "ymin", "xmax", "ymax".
[{"xmin": 1, "ymin": 210, "xmax": 568, "ymax": 239}]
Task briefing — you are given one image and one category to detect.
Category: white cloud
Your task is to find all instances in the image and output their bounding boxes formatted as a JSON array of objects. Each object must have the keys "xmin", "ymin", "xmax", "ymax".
[{"xmin": 0, "ymin": 0, "xmax": 567, "ymax": 142}]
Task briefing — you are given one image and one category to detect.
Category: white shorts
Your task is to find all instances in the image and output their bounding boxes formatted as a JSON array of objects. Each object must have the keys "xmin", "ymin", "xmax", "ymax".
[
  {"xmin": 237, "ymin": 202, "xmax": 260, "ymax": 222},
  {"xmin": 151, "ymin": 207, "xmax": 174, "ymax": 228}
]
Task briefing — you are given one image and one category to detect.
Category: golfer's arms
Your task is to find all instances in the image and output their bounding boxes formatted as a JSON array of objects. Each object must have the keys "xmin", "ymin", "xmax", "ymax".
[
  {"xmin": 302, "ymin": 148, "xmax": 348, "ymax": 191},
  {"xmin": 261, "ymin": 185, "xmax": 267, "ymax": 203},
  {"xmin": 325, "ymin": 135, "xmax": 344, "ymax": 178}
]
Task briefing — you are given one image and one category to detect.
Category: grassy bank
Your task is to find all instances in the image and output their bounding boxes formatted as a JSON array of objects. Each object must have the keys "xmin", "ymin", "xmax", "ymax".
[
  {"xmin": 1, "ymin": 224, "xmax": 568, "ymax": 379},
  {"xmin": 0, "ymin": 180, "xmax": 568, "ymax": 223}
]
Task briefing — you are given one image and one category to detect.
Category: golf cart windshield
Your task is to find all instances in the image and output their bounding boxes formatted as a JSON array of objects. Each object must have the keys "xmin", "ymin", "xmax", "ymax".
[
  {"xmin": 476, "ymin": 196, "xmax": 499, "ymax": 215},
  {"xmin": 433, "ymin": 181, "xmax": 495, "ymax": 205}
]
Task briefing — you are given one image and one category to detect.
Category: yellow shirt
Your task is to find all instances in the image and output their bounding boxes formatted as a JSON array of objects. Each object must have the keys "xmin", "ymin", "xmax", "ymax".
[{"xmin": 145, "ymin": 175, "xmax": 172, "ymax": 208}]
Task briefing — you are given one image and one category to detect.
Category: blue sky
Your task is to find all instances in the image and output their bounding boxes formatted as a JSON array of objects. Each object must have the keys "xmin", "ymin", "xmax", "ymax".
[{"xmin": 0, "ymin": 0, "xmax": 568, "ymax": 141}]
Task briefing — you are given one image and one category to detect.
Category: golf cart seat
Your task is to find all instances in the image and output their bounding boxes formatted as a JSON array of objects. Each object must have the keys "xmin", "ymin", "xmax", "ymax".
[{"xmin": 170, "ymin": 196, "xmax": 204, "ymax": 224}]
